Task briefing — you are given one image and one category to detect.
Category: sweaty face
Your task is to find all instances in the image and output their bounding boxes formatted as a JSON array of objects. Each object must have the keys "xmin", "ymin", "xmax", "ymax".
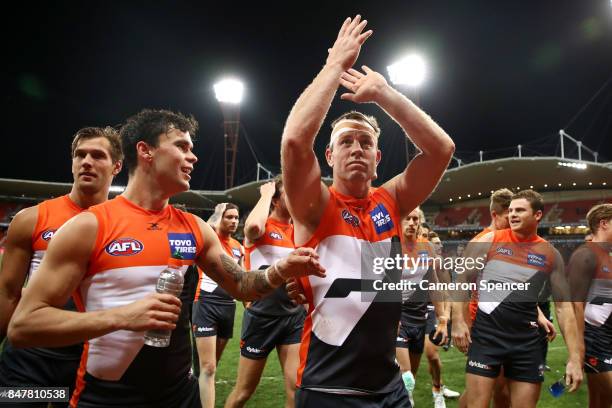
[
  {"xmin": 509, "ymin": 198, "xmax": 541, "ymax": 234},
  {"xmin": 219, "ymin": 208, "xmax": 239, "ymax": 235},
  {"xmin": 149, "ymin": 128, "xmax": 198, "ymax": 196},
  {"xmin": 326, "ymin": 120, "xmax": 380, "ymax": 184},
  {"xmin": 72, "ymin": 137, "xmax": 119, "ymax": 195},
  {"xmin": 401, "ymin": 209, "xmax": 421, "ymax": 241}
]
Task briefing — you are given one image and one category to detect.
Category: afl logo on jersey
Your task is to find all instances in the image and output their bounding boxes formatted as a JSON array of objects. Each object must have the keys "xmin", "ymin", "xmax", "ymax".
[
  {"xmin": 105, "ymin": 238, "xmax": 144, "ymax": 256},
  {"xmin": 269, "ymin": 231, "xmax": 283, "ymax": 240},
  {"xmin": 41, "ymin": 229, "xmax": 57, "ymax": 241},
  {"xmin": 341, "ymin": 209, "xmax": 360, "ymax": 227}
]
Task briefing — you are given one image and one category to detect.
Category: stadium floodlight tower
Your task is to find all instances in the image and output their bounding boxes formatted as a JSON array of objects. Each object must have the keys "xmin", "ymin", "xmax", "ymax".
[
  {"xmin": 214, "ymin": 78, "xmax": 244, "ymax": 189},
  {"xmin": 387, "ymin": 53, "xmax": 426, "ymax": 162}
]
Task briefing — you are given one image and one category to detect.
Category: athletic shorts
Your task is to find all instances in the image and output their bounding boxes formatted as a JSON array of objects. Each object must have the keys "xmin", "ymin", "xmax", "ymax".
[
  {"xmin": 0, "ymin": 347, "xmax": 79, "ymax": 408},
  {"xmin": 191, "ymin": 300, "xmax": 236, "ymax": 339},
  {"xmin": 396, "ymin": 321, "xmax": 426, "ymax": 353},
  {"xmin": 466, "ymin": 328, "xmax": 545, "ymax": 383},
  {"xmin": 73, "ymin": 372, "xmax": 199, "ymax": 408},
  {"xmin": 584, "ymin": 322, "xmax": 612, "ymax": 374},
  {"xmin": 295, "ymin": 378, "xmax": 411, "ymax": 408},
  {"xmin": 240, "ymin": 309, "xmax": 305, "ymax": 359}
]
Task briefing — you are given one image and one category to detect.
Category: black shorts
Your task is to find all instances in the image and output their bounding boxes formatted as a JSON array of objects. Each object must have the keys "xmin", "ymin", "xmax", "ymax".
[
  {"xmin": 74, "ymin": 372, "xmax": 200, "ymax": 408},
  {"xmin": 191, "ymin": 300, "xmax": 236, "ymax": 339},
  {"xmin": 296, "ymin": 378, "xmax": 411, "ymax": 408},
  {"xmin": 396, "ymin": 322, "xmax": 425, "ymax": 353},
  {"xmin": 466, "ymin": 328, "xmax": 545, "ymax": 383},
  {"xmin": 0, "ymin": 347, "xmax": 79, "ymax": 408},
  {"xmin": 584, "ymin": 322, "xmax": 612, "ymax": 374},
  {"xmin": 240, "ymin": 309, "xmax": 305, "ymax": 359}
]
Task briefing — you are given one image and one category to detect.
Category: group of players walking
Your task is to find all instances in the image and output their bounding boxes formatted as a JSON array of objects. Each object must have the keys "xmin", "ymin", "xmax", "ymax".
[{"xmin": 0, "ymin": 14, "xmax": 610, "ymax": 408}]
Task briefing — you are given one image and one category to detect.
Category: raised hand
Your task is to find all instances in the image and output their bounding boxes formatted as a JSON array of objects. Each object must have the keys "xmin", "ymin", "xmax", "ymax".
[
  {"xmin": 259, "ymin": 181, "xmax": 276, "ymax": 198},
  {"xmin": 326, "ymin": 15, "xmax": 373, "ymax": 71},
  {"xmin": 340, "ymin": 65, "xmax": 389, "ymax": 104}
]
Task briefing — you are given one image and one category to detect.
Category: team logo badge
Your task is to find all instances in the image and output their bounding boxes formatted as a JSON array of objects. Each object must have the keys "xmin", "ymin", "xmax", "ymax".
[
  {"xmin": 369, "ymin": 204, "xmax": 394, "ymax": 234},
  {"xmin": 232, "ymin": 248, "xmax": 242, "ymax": 260},
  {"xmin": 341, "ymin": 209, "xmax": 360, "ymax": 227},
  {"xmin": 41, "ymin": 229, "xmax": 57, "ymax": 241},
  {"xmin": 168, "ymin": 233, "xmax": 197, "ymax": 260},
  {"xmin": 105, "ymin": 238, "xmax": 144, "ymax": 256},
  {"xmin": 588, "ymin": 357, "xmax": 598, "ymax": 368},
  {"xmin": 269, "ymin": 231, "xmax": 282, "ymax": 240},
  {"xmin": 496, "ymin": 247, "xmax": 513, "ymax": 256}
]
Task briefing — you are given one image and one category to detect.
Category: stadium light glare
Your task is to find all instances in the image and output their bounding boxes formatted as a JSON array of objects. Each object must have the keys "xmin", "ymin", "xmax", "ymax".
[
  {"xmin": 214, "ymin": 79, "xmax": 244, "ymax": 104},
  {"xmin": 467, "ymin": 194, "xmax": 471, "ymax": 198},
  {"xmin": 557, "ymin": 161, "xmax": 587, "ymax": 170},
  {"xmin": 558, "ymin": 183, "xmax": 562, "ymax": 186},
  {"xmin": 604, "ymin": 182, "xmax": 608, "ymax": 186},
  {"xmin": 478, "ymin": 192, "xmax": 482, "ymax": 196},
  {"xmin": 387, "ymin": 54, "xmax": 426, "ymax": 87},
  {"xmin": 572, "ymin": 182, "xmax": 576, "ymax": 186},
  {"xmin": 529, "ymin": 185, "xmax": 534, "ymax": 189},
  {"xmin": 449, "ymin": 198, "xmax": 453, "ymax": 202},
  {"xmin": 588, "ymin": 182, "xmax": 593, "ymax": 186},
  {"xmin": 458, "ymin": 196, "xmax": 462, "ymax": 199},
  {"xmin": 544, "ymin": 184, "xmax": 548, "ymax": 188}
]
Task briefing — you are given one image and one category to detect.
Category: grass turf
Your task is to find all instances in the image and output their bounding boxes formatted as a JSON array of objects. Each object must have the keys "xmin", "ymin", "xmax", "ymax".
[{"xmin": 214, "ymin": 304, "xmax": 588, "ymax": 407}]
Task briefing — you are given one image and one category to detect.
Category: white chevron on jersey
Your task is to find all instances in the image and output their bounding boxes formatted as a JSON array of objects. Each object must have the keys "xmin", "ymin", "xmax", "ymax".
[{"xmin": 79, "ymin": 264, "xmax": 188, "ymax": 380}]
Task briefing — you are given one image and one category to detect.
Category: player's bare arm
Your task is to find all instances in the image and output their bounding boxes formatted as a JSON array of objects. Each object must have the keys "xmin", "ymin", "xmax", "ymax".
[
  {"xmin": 550, "ymin": 247, "xmax": 584, "ymax": 392},
  {"xmin": 281, "ymin": 15, "xmax": 372, "ymax": 238},
  {"xmin": 339, "ymin": 66, "xmax": 455, "ymax": 217},
  {"xmin": 244, "ymin": 181, "xmax": 275, "ymax": 245},
  {"xmin": 197, "ymin": 217, "xmax": 325, "ymax": 300},
  {"xmin": 0, "ymin": 206, "xmax": 38, "ymax": 339},
  {"xmin": 451, "ymin": 231, "xmax": 493, "ymax": 352},
  {"xmin": 8, "ymin": 212, "xmax": 182, "ymax": 348}
]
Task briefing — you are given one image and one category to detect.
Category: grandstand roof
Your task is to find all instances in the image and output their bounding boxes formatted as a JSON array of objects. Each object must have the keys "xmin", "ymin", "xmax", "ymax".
[{"xmin": 428, "ymin": 157, "xmax": 611, "ymax": 205}]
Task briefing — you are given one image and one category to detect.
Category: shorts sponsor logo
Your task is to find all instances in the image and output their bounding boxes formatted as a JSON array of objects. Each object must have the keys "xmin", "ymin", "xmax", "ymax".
[
  {"xmin": 527, "ymin": 253, "xmax": 546, "ymax": 267},
  {"xmin": 369, "ymin": 204, "xmax": 394, "ymax": 234},
  {"xmin": 604, "ymin": 357, "xmax": 612, "ymax": 365},
  {"xmin": 396, "ymin": 336, "xmax": 407, "ymax": 342},
  {"xmin": 195, "ymin": 326, "xmax": 214, "ymax": 333},
  {"xmin": 341, "ymin": 209, "xmax": 360, "ymax": 227},
  {"xmin": 269, "ymin": 231, "xmax": 283, "ymax": 240},
  {"xmin": 41, "ymin": 229, "xmax": 57, "ymax": 241},
  {"xmin": 246, "ymin": 346, "xmax": 264, "ymax": 354},
  {"xmin": 168, "ymin": 233, "xmax": 197, "ymax": 260},
  {"xmin": 468, "ymin": 360, "xmax": 491, "ymax": 370},
  {"xmin": 105, "ymin": 238, "xmax": 144, "ymax": 256},
  {"xmin": 529, "ymin": 321, "xmax": 538, "ymax": 328},
  {"xmin": 496, "ymin": 247, "xmax": 513, "ymax": 256}
]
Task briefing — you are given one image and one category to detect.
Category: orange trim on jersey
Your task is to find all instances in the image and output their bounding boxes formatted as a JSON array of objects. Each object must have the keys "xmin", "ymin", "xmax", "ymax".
[
  {"xmin": 302, "ymin": 186, "xmax": 399, "ymax": 249},
  {"xmin": 194, "ymin": 232, "xmax": 242, "ymax": 301},
  {"xmin": 87, "ymin": 196, "xmax": 203, "ymax": 277},
  {"xmin": 69, "ymin": 286, "xmax": 87, "ymax": 407},
  {"xmin": 469, "ymin": 227, "xmax": 492, "ymax": 322},
  {"xmin": 31, "ymin": 195, "xmax": 83, "ymax": 251},
  {"xmin": 244, "ymin": 218, "xmax": 294, "ymax": 270},
  {"xmin": 296, "ymin": 276, "xmax": 315, "ymax": 387}
]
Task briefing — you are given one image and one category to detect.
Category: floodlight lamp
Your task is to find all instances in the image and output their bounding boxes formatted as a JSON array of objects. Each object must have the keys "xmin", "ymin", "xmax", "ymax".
[
  {"xmin": 214, "ymin": 79, "xmax": 244, "ymax": 104},
  {"xmin": 387, "ymin": 54, "xmax": 426, "ymax": 87}
]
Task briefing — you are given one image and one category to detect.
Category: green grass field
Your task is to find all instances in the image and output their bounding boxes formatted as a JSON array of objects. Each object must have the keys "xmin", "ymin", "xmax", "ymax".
[{"xmin": 214, "ymin": 304, "xmax": 588, "ymax": 407}]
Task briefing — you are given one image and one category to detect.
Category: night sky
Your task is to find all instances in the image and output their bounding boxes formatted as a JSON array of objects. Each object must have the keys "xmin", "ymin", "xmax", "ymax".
[{"xmin": 3, "ymin": 1, "xmax": 611, "ymax": 191}]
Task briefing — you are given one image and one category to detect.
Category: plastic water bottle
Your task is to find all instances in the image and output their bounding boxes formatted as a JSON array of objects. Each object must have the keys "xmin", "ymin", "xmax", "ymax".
[{"xmin": 143, "ymin": 257, "xmax": 184, "ymax": 347}]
